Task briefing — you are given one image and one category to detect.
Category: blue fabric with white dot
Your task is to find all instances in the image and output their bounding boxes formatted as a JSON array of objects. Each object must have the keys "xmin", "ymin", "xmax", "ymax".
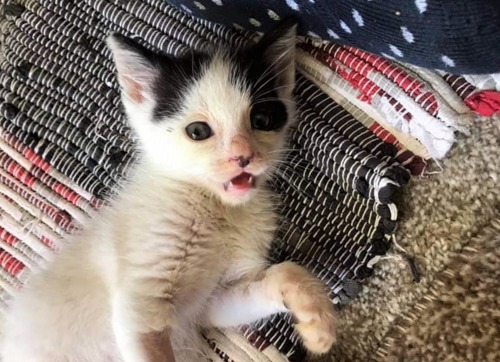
[{"xmin": 169, "ymin": 0, "xmax": 500, "ymax": 74}]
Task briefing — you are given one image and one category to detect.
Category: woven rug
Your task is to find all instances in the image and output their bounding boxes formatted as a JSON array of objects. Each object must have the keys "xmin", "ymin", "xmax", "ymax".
[
  {"xmin": 0, "ymin": 1, "xmax": 408, "ymax": 360},
  {"xmin": 0, "ymin": 0, "xmax": 487, "ymax": 361}
]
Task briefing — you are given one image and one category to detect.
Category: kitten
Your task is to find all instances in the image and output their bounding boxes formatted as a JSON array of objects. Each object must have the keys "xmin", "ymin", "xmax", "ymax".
[{"xmin": 1, "ymin": 19, "xmax": 337, "ymax": 362}]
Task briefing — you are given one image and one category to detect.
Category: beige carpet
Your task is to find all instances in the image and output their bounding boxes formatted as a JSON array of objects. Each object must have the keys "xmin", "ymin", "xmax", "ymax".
[
  {"xmin": 384, "ymin": 218, "xmax": 500, "ymax": 361},
  {"xmin": 321, "ymin": 117, "xmax": 500, "ymax": 361}
]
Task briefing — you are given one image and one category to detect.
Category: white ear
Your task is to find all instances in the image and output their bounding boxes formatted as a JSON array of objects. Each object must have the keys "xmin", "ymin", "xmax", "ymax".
[
  {"xmin": 106, "ymin": 35, "xmax": 159, "ymax": 104},
  {"xmin": 258, "ymin": 18, "xmax": 298, "ymax": 93}
]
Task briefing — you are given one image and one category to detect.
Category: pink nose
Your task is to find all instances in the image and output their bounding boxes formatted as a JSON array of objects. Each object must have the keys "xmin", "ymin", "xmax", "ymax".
[{"xmin": 229, "ymin": 136, "xmax": 254, "ymax": 168}]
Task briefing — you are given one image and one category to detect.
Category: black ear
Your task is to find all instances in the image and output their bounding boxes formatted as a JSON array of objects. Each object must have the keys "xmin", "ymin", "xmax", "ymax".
[
  {"xmin": 107, "ymin": 34, "xmax": 160, "ymax": 104},
  {"xmin": 255, "ymin": 18, "xmax": 298, "ymax": 93}
]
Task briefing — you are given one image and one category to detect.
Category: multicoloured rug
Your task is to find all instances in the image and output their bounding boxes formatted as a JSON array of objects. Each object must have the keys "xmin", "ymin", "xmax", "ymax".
[{"xmin": 0, "ymin": 1, "xmax": 493, "ymax": 361}]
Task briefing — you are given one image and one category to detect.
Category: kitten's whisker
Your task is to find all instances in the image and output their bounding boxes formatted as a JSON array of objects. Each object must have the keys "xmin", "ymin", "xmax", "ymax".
[
  {"xmin": 252, "ymin": 51, "xmax": 289, "ymax": 94},
  {"xmin": 266, "ymin": 168, "xmax": 312, "ymax": 197},
  {"xmin": 265, "ymin": 148, "xmax": 300, "ymax": 155},
  {"xmin": 253, "ymin": 60, "xmax": 278, "ymax": 91},
  {"xmin": 190, "ymin": 51, "xmax": 196, "ymax": 78},
  {"xmin": 253, "ymin": 84, "xmax": 296, "ymax": 100},
  {"xmin": 253, "ymin": 96, "xmax": 295, "ymax": 103},
  {"xmin": 272, "ymin": 159, "xmax": 306, "ymax": 167},
  {"xmin": 252, "ymin": 52, "xmax": 292, "ymax": 96},
  {"xmin": 253, "ymin": 70, "xmax": 287, "ymax": 99},
  {"xmin": 272, "ymin": 166, "xmax": 308, "ymax": 176},
  {"xmin": 252, "ymin": 97, "xmax": 296, "ymax": 106},
  {"xmin": 271, "ymin": 161, "xmax": 309, "ymax": 173}
]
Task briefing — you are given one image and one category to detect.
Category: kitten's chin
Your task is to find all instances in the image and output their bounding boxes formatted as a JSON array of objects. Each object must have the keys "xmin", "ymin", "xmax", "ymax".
[{"xmin": 218, "ymin": 190, "xmax": 255, "ymax": 206}]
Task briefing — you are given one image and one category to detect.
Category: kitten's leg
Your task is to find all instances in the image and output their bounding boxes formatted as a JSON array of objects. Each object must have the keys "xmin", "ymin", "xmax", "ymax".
[
  {"xmin": 206, "ymin": 261, "xmax": 338, "ymax": 355},
  {"xmin": 112, "ymin": 288, "xmax": 176, "ymax": 362}
]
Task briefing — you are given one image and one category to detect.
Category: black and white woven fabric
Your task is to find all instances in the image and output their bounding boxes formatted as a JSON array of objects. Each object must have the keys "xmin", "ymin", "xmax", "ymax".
[{"xmin": 0, "ymin": 0, "xmax": 408, "ymax": 360}]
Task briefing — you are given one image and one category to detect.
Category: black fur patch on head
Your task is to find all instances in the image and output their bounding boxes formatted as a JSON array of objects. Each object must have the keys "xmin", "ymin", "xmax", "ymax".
[
  {"xmin": 230, "ymin": 18, "xmax": 298, "ymax": 131},
  {"xmin": 152, "ymin": 51, "xmax": 210, "ymax": 120},
  {"xmin": 110, "ymin": 34, "xmax": 210, "ymax": 121},
  {"xmin": 234, "ymin": 50, "xmax": 289, "ymax": 132},
  {"xmin": 113, "ymin": 18, "xmax": 295, "ymax": 128}
]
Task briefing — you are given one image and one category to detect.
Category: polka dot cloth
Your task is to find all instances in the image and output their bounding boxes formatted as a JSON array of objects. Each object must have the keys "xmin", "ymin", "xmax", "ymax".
[{"xmin": 166, "ymin": 0, "xmax": 500, "ymax": 74}]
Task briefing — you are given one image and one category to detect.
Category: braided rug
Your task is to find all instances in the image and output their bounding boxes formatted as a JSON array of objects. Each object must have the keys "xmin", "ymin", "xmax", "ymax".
[{"xmin": 0, "ymin": 0, "xmax": 409, "ymax": 360}]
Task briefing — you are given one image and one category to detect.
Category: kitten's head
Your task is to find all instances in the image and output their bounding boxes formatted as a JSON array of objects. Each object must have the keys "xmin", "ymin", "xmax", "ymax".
[{"xmin": 107, "ymin": 20, "xmax": 297, "ymax": 205}]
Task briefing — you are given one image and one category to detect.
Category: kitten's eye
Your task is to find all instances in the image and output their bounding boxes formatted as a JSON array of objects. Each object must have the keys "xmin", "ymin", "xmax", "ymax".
[
  {"xmin": 185, "ymin": 122, "xmax": 213, "ymax": 141},
  {"xmin": 251, "ymin": 111, "xmax": 272, "ymax": 131}
]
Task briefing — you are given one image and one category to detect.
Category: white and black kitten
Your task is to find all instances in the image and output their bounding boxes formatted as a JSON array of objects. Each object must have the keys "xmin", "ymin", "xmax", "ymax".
[{"xmin": 1, "ymin": 19, "xmax": 337, "ymax": 362}]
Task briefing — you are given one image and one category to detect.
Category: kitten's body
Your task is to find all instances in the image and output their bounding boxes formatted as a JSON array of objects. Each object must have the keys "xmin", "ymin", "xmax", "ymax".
[
  {"xmin": 1, "ymin": 20, "xmax": 337, "ymax": 362},
  {"xmin": 3, "ymin": 165, "xmax": 277, "ymax": 362}
]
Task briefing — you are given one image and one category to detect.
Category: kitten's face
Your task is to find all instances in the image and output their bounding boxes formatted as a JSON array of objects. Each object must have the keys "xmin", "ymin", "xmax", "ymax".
[{"xmin": 108, "ymin": 20, "xmax": 297, "ymax": 205}]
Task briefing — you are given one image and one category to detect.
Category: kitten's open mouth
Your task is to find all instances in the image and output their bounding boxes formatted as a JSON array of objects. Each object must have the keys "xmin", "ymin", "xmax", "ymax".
[{"xmin": 223, "ymin": 172, "xmax": 256, "ymax": 193}]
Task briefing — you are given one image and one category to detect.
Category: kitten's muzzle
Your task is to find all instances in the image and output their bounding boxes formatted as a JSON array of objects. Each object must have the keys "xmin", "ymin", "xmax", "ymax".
[
  {"xmin": 229, "ymin": 135, "xmax": 254, "ymax": 168},
  {"xmin": 231, "ymin": 155, "xmax": 253, "ymax": 168}
]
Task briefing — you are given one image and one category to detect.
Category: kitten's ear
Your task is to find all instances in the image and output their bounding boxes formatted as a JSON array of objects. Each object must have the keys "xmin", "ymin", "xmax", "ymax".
[
  {"xmin": 257, "ymin": 18, "xmax": 298, "ymax": 93},
  {"xmin": 106, "ymin": 34, "xmax": 159, "ymax": 104}
]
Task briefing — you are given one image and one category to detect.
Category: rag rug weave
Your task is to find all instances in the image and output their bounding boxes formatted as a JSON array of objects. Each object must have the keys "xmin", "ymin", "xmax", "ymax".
[{"xmin": 0, "ymin": 1, "xmax": 476, "ymax": 360}]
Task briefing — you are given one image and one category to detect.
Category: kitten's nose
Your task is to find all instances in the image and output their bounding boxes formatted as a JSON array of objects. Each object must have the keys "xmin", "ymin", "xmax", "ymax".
[
  {"xmin": 237, "ymin": 156, "xmax": 251, "ymax": 168},
  {"xmin": 229, "ymin": 136, "xmax": 254, "ymax": 168},
  {"xmin": 230, "ymin": 154, "xmax": 254, "ymax": 168}
]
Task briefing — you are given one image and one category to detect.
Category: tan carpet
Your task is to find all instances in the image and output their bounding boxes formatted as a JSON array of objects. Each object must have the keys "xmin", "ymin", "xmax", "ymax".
[
  {"xmin": 384, "ymin": 218, "xmax": 500, "ymax": 361},
  {"xmin": 322, "ymin": 117, "xmax": 500, "ymax": 361}
]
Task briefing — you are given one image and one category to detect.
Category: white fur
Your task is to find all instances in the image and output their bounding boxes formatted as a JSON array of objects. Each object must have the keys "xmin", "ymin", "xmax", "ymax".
[
  {"xmin": 1, "ymin": 171, "xmax": 280, "ymax": 361},
  {"xmin": 1, "ymin": 26, "xmax": 337, "ymax": 362}
]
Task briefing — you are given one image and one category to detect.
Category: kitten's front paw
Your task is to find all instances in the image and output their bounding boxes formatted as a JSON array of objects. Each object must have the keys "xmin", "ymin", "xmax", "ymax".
[
  {"xmin": 270, "ymin": 262, "xmax": 338, "ymax": 355},
  {"xmin": 293, "ymin": 301, "xmax": 337, "ymax": 354}
]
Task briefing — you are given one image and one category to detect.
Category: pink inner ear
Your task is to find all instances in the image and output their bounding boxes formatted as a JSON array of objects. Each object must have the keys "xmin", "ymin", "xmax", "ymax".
[{"xmin": 122, "ymin": 75, "xmax": 144, "ymax": 104}]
